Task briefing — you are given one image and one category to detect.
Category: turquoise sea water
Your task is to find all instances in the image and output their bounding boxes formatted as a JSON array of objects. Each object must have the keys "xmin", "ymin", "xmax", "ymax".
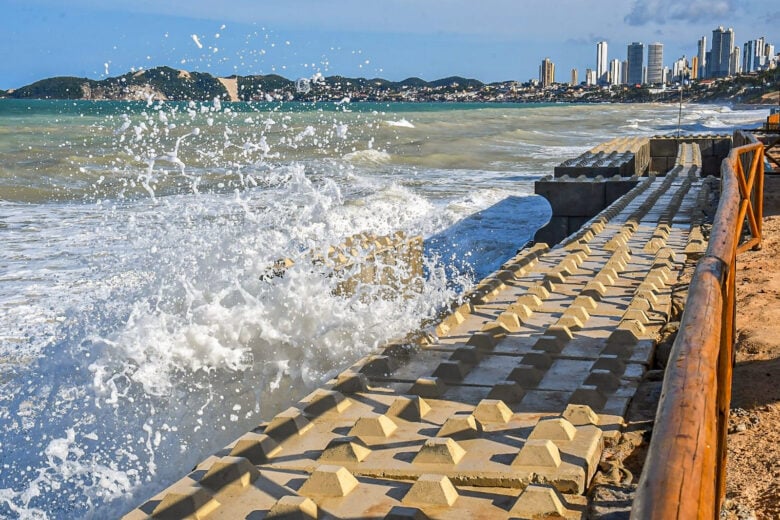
[{"xmin": 0, "ymin": 99, "xmax": 769, "ymax": 518}]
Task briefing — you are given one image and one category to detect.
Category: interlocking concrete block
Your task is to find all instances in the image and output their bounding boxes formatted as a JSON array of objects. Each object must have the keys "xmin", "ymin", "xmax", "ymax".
[
  {"xmin": 265, "ymin": 408, "xmax": 314, "ymax": 441},
  {"xmin": 509, "ymin": 365, "xmax": 546, "ymax": 387},
  {"xmin": 623, "ymin": 308, "xmax": 651, "ymax": 325},
  {"xmin": 562, "ymin": 404, "xmax": 600, "ymax": 426},
  {"xmin": 528, "ymin": 418, "xmax": 577, "ymax": 441},
  {"xmin": 409, "ymin": 377, "xmax": 448, "ymax": 398},
  {"xmin": 473, "ymin": 399, "xmax": 513, "ymax": 424},
  {"xmin": 437, "ymin": 414, "xmax": 484, "ymax": 440},
  {"xmin": 320, "ymin": 436, "xmax": 372, "ymax": 463},
  {"xmin": 387, "ymin": 396, "xmax": 432, "ymax": 422},
  {"xmin": 449, "ymin": 346, "xmax": 484, "ymax": 366},
  {"xmin": 564, "ymin": 306, "xmax": 590, "ymax": 324},
  {"xmin": 266, "ymin": 496, "xmax": 318, "ymax": 520},
  {"xmin": 517, "ymin": 294, "xmax": 543, "ymax": 309},
  {"xmin": 402, "ymin": 475, "xmax": 460, "ymax": 507},
  {"xmin": 432, "ymin": 360, "xmax": 471, "ymax": 381},
  {"xmin": 535, "ymin": 180, "xmax": 606, "ymax": 216},
  {"xmin": 151, "ymin": 484, "xmax": 220, "ymax": 520},
  {"xmin": 466, "ymin": 332, "xmax": 498, "ymax": 351},
  {"xmin": 513, "ymin": 439, "xmax": 562, "ymax": 468},
  {"xmin": 414, "ymin": 437, "xmax": 467, "ymax": 464},
  {"xmin": 331, "ymin": 372, "xmax": 369, "ymax": 394},
  {"xmin": 509, "ymin": 484, "xmax": 570, "ymax": 519},
  {"xmin": 557, "ymin": 315, "xmax": 584, "ymax": 331},
  {"xmin": 302, "ymin": 389, "xmax": 351, "ymax": 417},
  {"xmin": 298, "ymin": 465, "xmax": 359, "ymax": 497},
  {"xmin": 487, "ymin": 381, "xmax": 527, "ymax": 403},
  {"xmin": 349, "ymin": 414, "xmax": 398, "ymax": 439},
  {"xmin": 607, "ymin": 319, "xmax": 647, "ymax": 345},
  {"xmin": 580, "ymin": 280, "xmax": 607, "ymax": 302},
  {"xmin": 591, "ymin": 356, "xmax": 626, "ymax": 375},
  {"xmin": 229, "ymin": 433, "xmax": 281, "ymax": 464},
  {"xmin": 503, "ymin": 306, "xmax": 531, "ymax": 325},
  {"xmin": 584, "ymin": 370, "xmax": 621, "ymax": 393},
  {"xmin": 573, "ymin": 295, "xmax": 598, "ymax": 311},
  {"xmin": 200, "ymin": 456, "xmax": 260, "ymax": 491},
  {"xmin": 569, "ymin": 386, "xmax": 608, "ymax": 411},
  {"xmin": 359, "ymin": 355, "xmax": 399, "ymax": 377}
]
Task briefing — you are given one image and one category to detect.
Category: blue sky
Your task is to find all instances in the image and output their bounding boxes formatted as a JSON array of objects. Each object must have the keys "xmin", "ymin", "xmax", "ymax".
[{"xmin": 1, "ymin": 0, "xmax": 777, "ymax": 89}]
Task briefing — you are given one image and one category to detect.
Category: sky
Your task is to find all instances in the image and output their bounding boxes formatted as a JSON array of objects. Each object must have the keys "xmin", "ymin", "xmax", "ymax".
[{"xmin": 1, "ymin": 0, "xmax": 777, "ymax": 89}]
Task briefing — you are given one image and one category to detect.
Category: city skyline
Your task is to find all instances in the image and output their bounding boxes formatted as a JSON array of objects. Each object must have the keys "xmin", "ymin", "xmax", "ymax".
[{"xmin": 1, "ymin": 0, "xmax": 778, "ymax": 90}]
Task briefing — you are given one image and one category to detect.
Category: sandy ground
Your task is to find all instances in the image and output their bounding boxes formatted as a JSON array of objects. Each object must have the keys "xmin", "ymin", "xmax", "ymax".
[
  {"xmin": 218, "ymin": 77, "xmax": 239, "ymax": 102},
  {"xmin": 724, "ymin": 176, "xmax": 780, "ymax": 520}
]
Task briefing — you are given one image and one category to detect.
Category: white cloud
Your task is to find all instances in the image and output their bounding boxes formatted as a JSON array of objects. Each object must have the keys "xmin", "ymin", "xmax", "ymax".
[{"xmin": 624, "ymin": 0, "xmax": 740, "ymax": 26}]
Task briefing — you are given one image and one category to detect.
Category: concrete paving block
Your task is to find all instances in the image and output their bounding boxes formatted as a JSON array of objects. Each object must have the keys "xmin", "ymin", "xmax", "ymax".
[
  {"xmin": 509, "ymin": 484, "xmax": 570, "ymax": 519},
  {"xmin": 349, "ymin": 414, "xmax": 398, "ymax": 439},
  {"xmin": 505, "ymin": 304, "xmax": 533, "ymax": 323},
  {"xmin": 402, "ymin": 474, "xmax": 459, "ymax": 507},
  {"xmin": 562, "ymin": 404, "xmax": 600, "ymax": 426},
  {"xmin": 331, "ymin": 372, "xmax": 370, "ymax": 395},
  {"xmin": 581, "ymin": 281, "xmax": 607, "ymax": 301},
  {"xmin": 437, "ymin": 414, "xmax": 484, "ymax": 440},
  {"xmin": 320, "ymin": 436, "xmax": 372, "ymax": 463},
  {"xmin": 432, "ymin": 361, "xmax": 471, "ymax": 381},
  {"xmin": 557, "ymin": 315, "xmax": 585, "ymax": 331},
  {"xmin": 564, "ymin": 306, "xmax": 590, "ymax": 323},
  {"xmin": 584, "ymin": 370, "xmax": 621, "ymax": 393},
  {"xmin": 466, "ymin": 332, "xmax": 498, "ymax": 351},
  {"xmin": 229, "ymin": 433, "xmax": 282, "ymax": 464},
  {"xmin": 473, "ymin": 399, "xmax": 513, "ymax": 424},
  {"xmin": 513, "ymin": 439, "xmax": 562, "ymax": 468},
  {"xmin": 573, "ymin": 295, "xmax": 598, "ymax": 311},
  {"xmin": 449, "ymin": 346, "xmax": 484, "ymax": 366},
  {"xmin": 414, "ymin": 437, "xmax": 468, "ymax": 464},
  {"xmin": 487, "ymin": 381, "xmax": 527, "ymax": 403},
  {"xmin": 545, "ymin": 271, "xmax": 568, "ymax": 284},
  {"xmin": 359, "ymin": 355, "xmax": 399, "ymax": 377},
  {"xmin": 387, "ymin": 396, "xmax": 432, "ymax": 422},
  {"xmin": 265, "ymin": 408, "xmax": 314, "ymax": 441},
  {"xmin": 517, "ymin": 294, "xmax": 543, "ymax": 309},
  {"xmin": 302, "ymin": 390, "xmax": 351, "ymax": 417},
  {"xmin": 151, "ymin": 484, "xmax": 220, "ymax": 520},
  {"xmin": 623, "ymin": 308, "xmax": 651, "ymax": 325},
  {"xmin": 509, "ymin": 365, "xmax": 546, "ymax": 387},
  {"xmin": 409, "ymin": 377, "xmax": 448, "ymax": 398},
  {"xmin": 200, "ymin": 456, "xmax": 260, "ymax": 491},
  {"xmin": 569, "ymin": 386, "xmax": 608, "ymax": 411},
  {"xmin": 298, "ymin": 465, "xmax": 359, "ymax": 498},
  {"xmin": 535, "ymin": 180, "xmax": 606, "ymax": 217},
  {"xmin": 266, "ymin": 496, "xmax": 319, "ymax": 520},
  {"xmin": 591, "ymin": 356, "xmax": 627, "ymax": 376},
  {"xmin": 528, "ymin": 418, "xmax": 577, "ymax": 441}
]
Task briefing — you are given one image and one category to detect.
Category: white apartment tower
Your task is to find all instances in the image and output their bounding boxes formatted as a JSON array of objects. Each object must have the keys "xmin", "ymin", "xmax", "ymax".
[
  {"xmin": 647, "ymin": 43, "xmax": 664, "ymax": 84},
  {"xmin": 597, "ymin": 41, "xmax": 608, "ymax": 85}
]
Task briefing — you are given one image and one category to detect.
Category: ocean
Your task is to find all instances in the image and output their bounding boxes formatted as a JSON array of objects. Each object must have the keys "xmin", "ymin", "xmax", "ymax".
[{"xmin": 0, "ymin": 99, "xmax": 769, "ymax": 518}]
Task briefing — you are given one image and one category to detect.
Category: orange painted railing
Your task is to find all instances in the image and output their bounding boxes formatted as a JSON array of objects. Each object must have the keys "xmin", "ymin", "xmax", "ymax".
[{"xmin": 632, "ymin": 131, "xmax": 765, "ymax": 519}]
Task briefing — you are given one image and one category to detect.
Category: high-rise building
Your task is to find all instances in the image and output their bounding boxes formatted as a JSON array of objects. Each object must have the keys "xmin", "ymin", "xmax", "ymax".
[
  {"xmin": 627, "ymin": 42, "xmax": 644, "ymax": 85},
  {"xmin": 743, "ymin": 40, "xmax": 756, "ymax": 73},
  {"xmin": 597, "ymin": 41, "xmax": 609, "ymax": 85},
  {"xmin": 673, "ymin": 56, "xmax": 689, "ymax": 82},
  {"xmin": 540, "ymin": 58, "xmax": 555, "ymax": 87},
  {"xmin": 647, "ymin": 43, "xmax": 664, "ymax": 84},
  {"xmin": 608, "ymin": 59, "xmax": 622, "ymax": 86},
  {"xmin": 697, "ymin": 36, "xmax": 707, "ymax": 78},
  {"xmin": 711, "ymin": 26, "xmax": 735, "ymax": 77},
  {"xmin": 570, "ymin": 68, "xmax": 578, "ymax": 86},
  {"xmin": 585, "ymin": 68, "xmax": 596, "ymax": 86},
  {"xmin": 730, "ymin": 46, "xmax": 741, "ymax": 76},
  {"xmin": 691, "ymin": 56, "xmax": 699, "ymax": 79},
  {"xmin": 756, "ymin": 37, "xmax": 766, "ymax": 68},
  {"xmin": 621, "ymin": 60, "xmax": 629, "ymax": 84}
]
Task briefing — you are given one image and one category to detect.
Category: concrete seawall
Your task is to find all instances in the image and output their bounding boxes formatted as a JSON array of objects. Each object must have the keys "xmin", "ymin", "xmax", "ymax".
[{"xmin": 125, "ymin": 135, "xmax": 721, "ymax": 520}]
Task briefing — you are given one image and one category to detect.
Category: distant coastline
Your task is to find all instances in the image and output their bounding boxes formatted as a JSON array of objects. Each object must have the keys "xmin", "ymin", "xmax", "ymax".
[{"xmin": 0, "ymin": 66, "xmax": 777, "ymax": 105}]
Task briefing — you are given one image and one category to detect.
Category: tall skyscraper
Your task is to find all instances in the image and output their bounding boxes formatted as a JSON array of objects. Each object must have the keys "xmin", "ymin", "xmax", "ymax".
[
  {"xmin": 730, "ymin": 46, "xmax": 741, "ymax": 76},
  {"xmin": 691, "ymin": 56, "xmax": 699, "ymax": 79},
  {"xmin": 608, "ymin": 59, "xmax": 622, "ymax": 86},
  {"xmin": 697, "ymin": 36, "xmax": 707, "ymax": 78},
  {"xmin": 756, "ymin": 37, "xmax": 766, "ymax": 68},
  {"xmin": 621, "ymin": 60, "xmax": 629, "ymax": 84},
  {"xmin": 585, "ymin": 68, "xmax": 596, "ymax": 86},
  {"xmin": 540, "ymin": 58, "xmax": 555, "ymax": 87},
  {"xmin": 743, "ymin": 40, "xmax": 756, "ymax": 73},
  {"xmin": 711, "ymin": 26, "xmax": 735, "ymax": 77},
  {"xmin": 570, "ymin": 68, "xmax": 578, "ymax": 86},
  {"xmin": 647, "ymin": 43, "xmax": 664, "ymax": 84},
  {"xmin": 627, "ymin": 42, "xmax": 644, "ymax": 85},
  {"xmin": 597, "ymin": 41, "xmax": 609, "ymax": 85}
]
